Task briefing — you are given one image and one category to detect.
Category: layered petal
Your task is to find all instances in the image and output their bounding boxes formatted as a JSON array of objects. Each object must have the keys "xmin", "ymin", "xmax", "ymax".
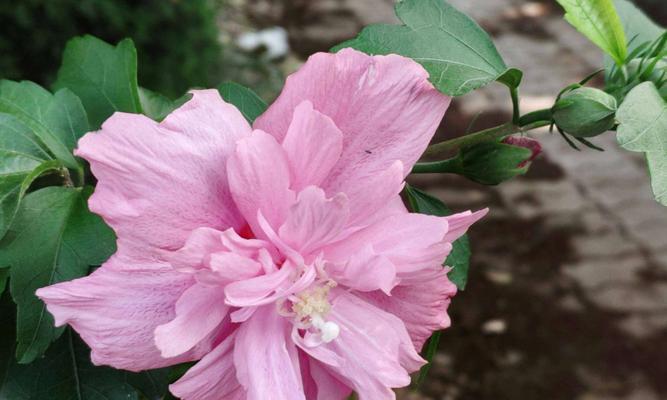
[
  {"xmin": 282, "ymin": 101, "xmax": 343, "ymax": 191},
  {"xmin": 227, "ymin": 130, "xmax": 295, "ymax": 238},
  {"xmin": 300, "ymin": 352, "xmax": 352, "ymax": 400},
  {"xmin": 234, "ymin": 306, "xmax": 305, "ymax": 400},
  {"xmin": 279, "ymin": 186, "xmax": 349, "ymax": 256},
  {"xmin": 255, "ymin": 48, "xmax": 449, "ymax": 198},
  {"xmin": 301, "ymin": 292, "xmax": 423, "ymax": 400},
  {"xmin": 345, "ymin": 160, "xmax": 405, "ymax": 226},
  {"xmin": 358, "ymin": 267, "xmax": 457, "ymax": 349},
  {"xmin": 170, "ymin": 331, "xmax": 246, "ymax": 400},
  {"xmin": 36, "ymin": 263, "xmax": 210, "ymax": 371},
  {"xmin": 168, "ymin": 227, "xmax": 269, "ymax": 285},
  {"xmin": 443, "ymin": 209, "xmax": 488, "ymax": 243},
  {"xmin": 154, "ymin": 283, "xmax": 228, "ymax": 358},
  {"xmin": 225, "ymin": 262, "xmax": 316, "ymax": 308},
  {"xmin": 76, "ymin": 90, "xmax": 249, "ymax": 262},
  {"xmin": 325, "ymin": 213, "xmax": 451, "ymax": 275},
  {"xmin": 326, "ymin": 245, "xmax": 397, "ymax": 294}
]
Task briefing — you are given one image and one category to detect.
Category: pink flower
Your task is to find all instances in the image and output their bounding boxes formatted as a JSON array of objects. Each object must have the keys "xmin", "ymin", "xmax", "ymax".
[{"xmin": 36, "ymin": 49, "xmax": 486, "ymax": 400}]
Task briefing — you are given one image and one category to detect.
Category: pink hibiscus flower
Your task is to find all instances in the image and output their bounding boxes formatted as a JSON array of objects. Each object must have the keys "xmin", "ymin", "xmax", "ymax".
[{"xmin": 36, "ymin": 49, "xmax": 486, "ymax": 400}]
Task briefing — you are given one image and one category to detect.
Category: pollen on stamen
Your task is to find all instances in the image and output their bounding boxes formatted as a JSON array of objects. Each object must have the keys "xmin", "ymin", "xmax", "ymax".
[{"xmin": 292, "ymin": 281, "xmax": 340, "ymax": 343}]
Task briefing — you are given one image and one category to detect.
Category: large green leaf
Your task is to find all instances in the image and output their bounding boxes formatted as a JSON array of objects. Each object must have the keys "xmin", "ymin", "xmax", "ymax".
[
  {"xmin": 54, "ymin": 36, "xmax": 142, "ymax": 128},
  {"xmin": 404, "ymin": 185, "xmax": 472, "ymax": 290},
  {"xmin": 556, "ymin": 0, "xmax": 628, "ymax": 65},
  {"xmin": 0, "ymin": 81, "xmax": 89, "ymax": 168},
  {"xmin": 333, "ymin": 0, "xmax": 511, "ymax": 96},
  {"xmin": 0, "ymin": 114, "xmax": 66, "ymax": 238},
  {"xmin": 139, "ymin": 87, "xmax": 190, "ymax": 122},
  {"xmin": 646, "ymin": 151, "xmax": 667, "ymax": 206},
  {"xmin": 616, "ymin": 82, "xmax": 667, "ymax": 206},
  {"xmin": 218, "ymin": 82, "xmax": 267, "ymax": 124},
  {"xmin": 0, "ymin": 329, "xmax": 139, "ymax": 400},
  {"xmin": 0, "ymin": 269, "xmax": 7, "ymax": 296},
  {"xmin": 613, "ymin": 0, "xmax": 664, "ymax": 52},
  {"xmin": 126, "ymin": 368, "xmax": 171, "ymax": 400},
  {"xmin": 0, "ymin": 186, "xmax": 116, "ymax": 363}
]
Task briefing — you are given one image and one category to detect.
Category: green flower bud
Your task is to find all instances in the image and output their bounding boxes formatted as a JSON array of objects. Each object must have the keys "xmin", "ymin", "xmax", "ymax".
[
  {"xmin": 552, "ymin": 87, "xmax": 617, "ymax": 137},
  {"xmin": 456, "ymin": 138, "xmax": 540, "ymax": 185}
]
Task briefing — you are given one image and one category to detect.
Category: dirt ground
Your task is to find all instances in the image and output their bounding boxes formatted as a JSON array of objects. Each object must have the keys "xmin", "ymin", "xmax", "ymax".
[{"xmin": 226, "ymin": 1, "xmax": 667, "ymax": 398}]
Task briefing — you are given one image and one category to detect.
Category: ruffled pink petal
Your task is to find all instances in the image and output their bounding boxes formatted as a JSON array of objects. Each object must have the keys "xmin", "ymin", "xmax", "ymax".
[
  {"xmin": 168, "ymin": 227, "xmax": 228, "ymax": 273},
  {"xmin": 301, "ymin": 292, "xmax": 423, "ymax": 400},
  {"xmin": 154, "ymin": 283, "xmax": 228, "ymax": 358},
  {"xmin": 358, "ymin": 266, "xmax": 457, "ymax": 350},
  {"xmin": 325, "ymin": 213, "xmax": 451, "ymax": 275},
  {"xmin": 227, "ymin": 130, "xmax": 295, "ymax": 238},
  {"xmin": 255, "ymin": 48, "xmax": 449, "ymax": 198},
  {"xmin": 234, "ymin": 306, "xmax": 305, "ymax": 400},
  {"xmin": 224, "ymin": 262, "xmax": 317, "ymax": 308},
  {"xmin": 76, "ymin": 90, "xmax": 249, "ymax": 262},
  {"xmin": 300, "ymin": 352, "xmax": 352, "ymax": 400},
  {"xmin": 282, "ymin": 101, "xmax": 343, "ymax": 191},
  {"xmin": 443, "ymin": 209, "xmax": 488, "ymax": 243},
  {"xmin": 36, "ymin": 263, "xmax": 211, "ymax": 371},
  {"xmin": 345, "ymin": 160, "xmax": 405, "ymax": 226},
  {"xmin": 168, "ymin": 227, "xmax": 269, "ymax": 285},
  {"xmin": 170, "ymin": 331, "xmax": 246, "ymax": 400},
  {"xmin": 278, "ymin": 186, "xmax": 349, "ymax": 257},
  {"xmin": 208, "ymin": 252, "xmax": 263, "ymax": 282},
  {"xmin": 326, "ymin": 245, "xmax": 397, "ymax": 294}
]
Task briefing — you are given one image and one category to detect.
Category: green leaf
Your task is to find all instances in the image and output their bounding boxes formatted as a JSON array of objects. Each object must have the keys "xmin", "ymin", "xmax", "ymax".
[
  {"xmin": 218, "ymin": 82, "xmax": 267, "ymax": 124},
  {"xmin": 0, "ymin": 268, "xmax": 7, "ymax": 296},
  {"xmin": 0, "ymin": 290, "xmax": 16, "ymax": 385},
  {"xmin": 54, "ymin": 35, "xmax": 142, "ymax": 128},
  {"xmin": 0, "ymin": 81, "xmax": 89, "ymax": 168},
  {"xmin": 646, "ymin": 151, "xmax": 667, "ymax": 206},
  {"xmin": 139, "ymin": 87, "xmax": 189, "ymax": 122},
  {"xmin": 613, "ymin": 0, "xmax": 664, "ymax": 53},
  {"xmin": 617, "ymin": 82, "xmax": 666, "ymax": 151},
  {"xmin": 332, "ymin": 0, "xmax": 511, "ymax": 96},
  {"xmin": 416, "ymin": 330, "xmax": 441, "ymax": 385},
  {"xmin": 0, "ymin": 329, "xmax": 139, "ymax": 400},
  {"xmin": 616, "ymin": 82, "xmax": 667, "ymax": 206},
  {"xmin": 556, "ymin": 0, "xmax": 628, "ymax": 65},
  {"xmin": 0, "ymin": 113, "xmax": 69, "ymax": 238},
  {"xmin": 0, "ymin": 186, "xmax": 116, "ymax": 363},
  {"xmin": 497, "ymin": 68, "xmax": 523, "ymax": 90},
  {"xmin": 404, "ymin": 185, "xmax": 471, "ymax": 290},
  {"xmin": 126, "ymin": 368, "xmax": 171, "ymax": 400}
]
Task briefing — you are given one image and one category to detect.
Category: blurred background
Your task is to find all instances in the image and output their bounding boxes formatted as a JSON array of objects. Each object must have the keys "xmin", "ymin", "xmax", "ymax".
[{"xmin": 2, "ymin": 0, "xmax": 666, "ymax": 399}]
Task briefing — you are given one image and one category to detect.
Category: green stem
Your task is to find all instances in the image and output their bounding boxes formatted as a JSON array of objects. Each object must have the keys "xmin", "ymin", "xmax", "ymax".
[
  {"xmin": 61, "ymin": 168, "xmax": 74, "ymax": 188},
  {"xmin": 412, "ymin": 156, "xmax": 462, "ymax": 174},
  {"xmin": 419, "ymin": 118, "xmax": 551, "ymax": 162},
  {"xmin": 518, "ymin": 108, "xmax": 552, "ymax": 126},
  {"xmin": 510, "ymin": 86, "xmax": 520, "ymax": 124}
]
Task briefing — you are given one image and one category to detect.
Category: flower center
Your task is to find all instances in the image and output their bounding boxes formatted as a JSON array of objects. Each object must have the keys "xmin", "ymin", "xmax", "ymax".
[{"xmin": 289, "ymin": 281, "xmax": 340, "ymax": 343}]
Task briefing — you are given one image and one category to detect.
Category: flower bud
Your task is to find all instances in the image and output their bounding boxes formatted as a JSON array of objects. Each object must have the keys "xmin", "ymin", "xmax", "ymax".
[
  {"xmin": 552, "ymin": 87, "xmax": 617, "ymax": 137},
  {"xmin": 457, "ymin": 137, "xmax": 541, "ymax": 185}
]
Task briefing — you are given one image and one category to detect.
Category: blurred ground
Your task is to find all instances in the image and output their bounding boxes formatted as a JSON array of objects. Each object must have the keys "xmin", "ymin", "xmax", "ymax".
[{"xmin": 223, "ymin": 1, "xmax": 667, "ymax": 399}]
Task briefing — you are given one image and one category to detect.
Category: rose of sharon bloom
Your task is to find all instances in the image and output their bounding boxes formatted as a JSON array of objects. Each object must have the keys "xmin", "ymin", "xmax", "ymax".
[{"xmin": 37, "ymin": 49, "xmax": 486, "ymax": 400}]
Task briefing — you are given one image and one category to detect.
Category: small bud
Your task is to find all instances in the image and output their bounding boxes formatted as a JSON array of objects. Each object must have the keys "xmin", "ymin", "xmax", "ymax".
[
  {"xmin": 552, "ymin": 87, "xmax": 617, "ymax": 137},
  {"xmin": 501, "ymin": 136, "xmax": 542, "ymax": 167},
  {"xmin": 457, "ymin": 138, "xmax": 540, "ymax": 185}
]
